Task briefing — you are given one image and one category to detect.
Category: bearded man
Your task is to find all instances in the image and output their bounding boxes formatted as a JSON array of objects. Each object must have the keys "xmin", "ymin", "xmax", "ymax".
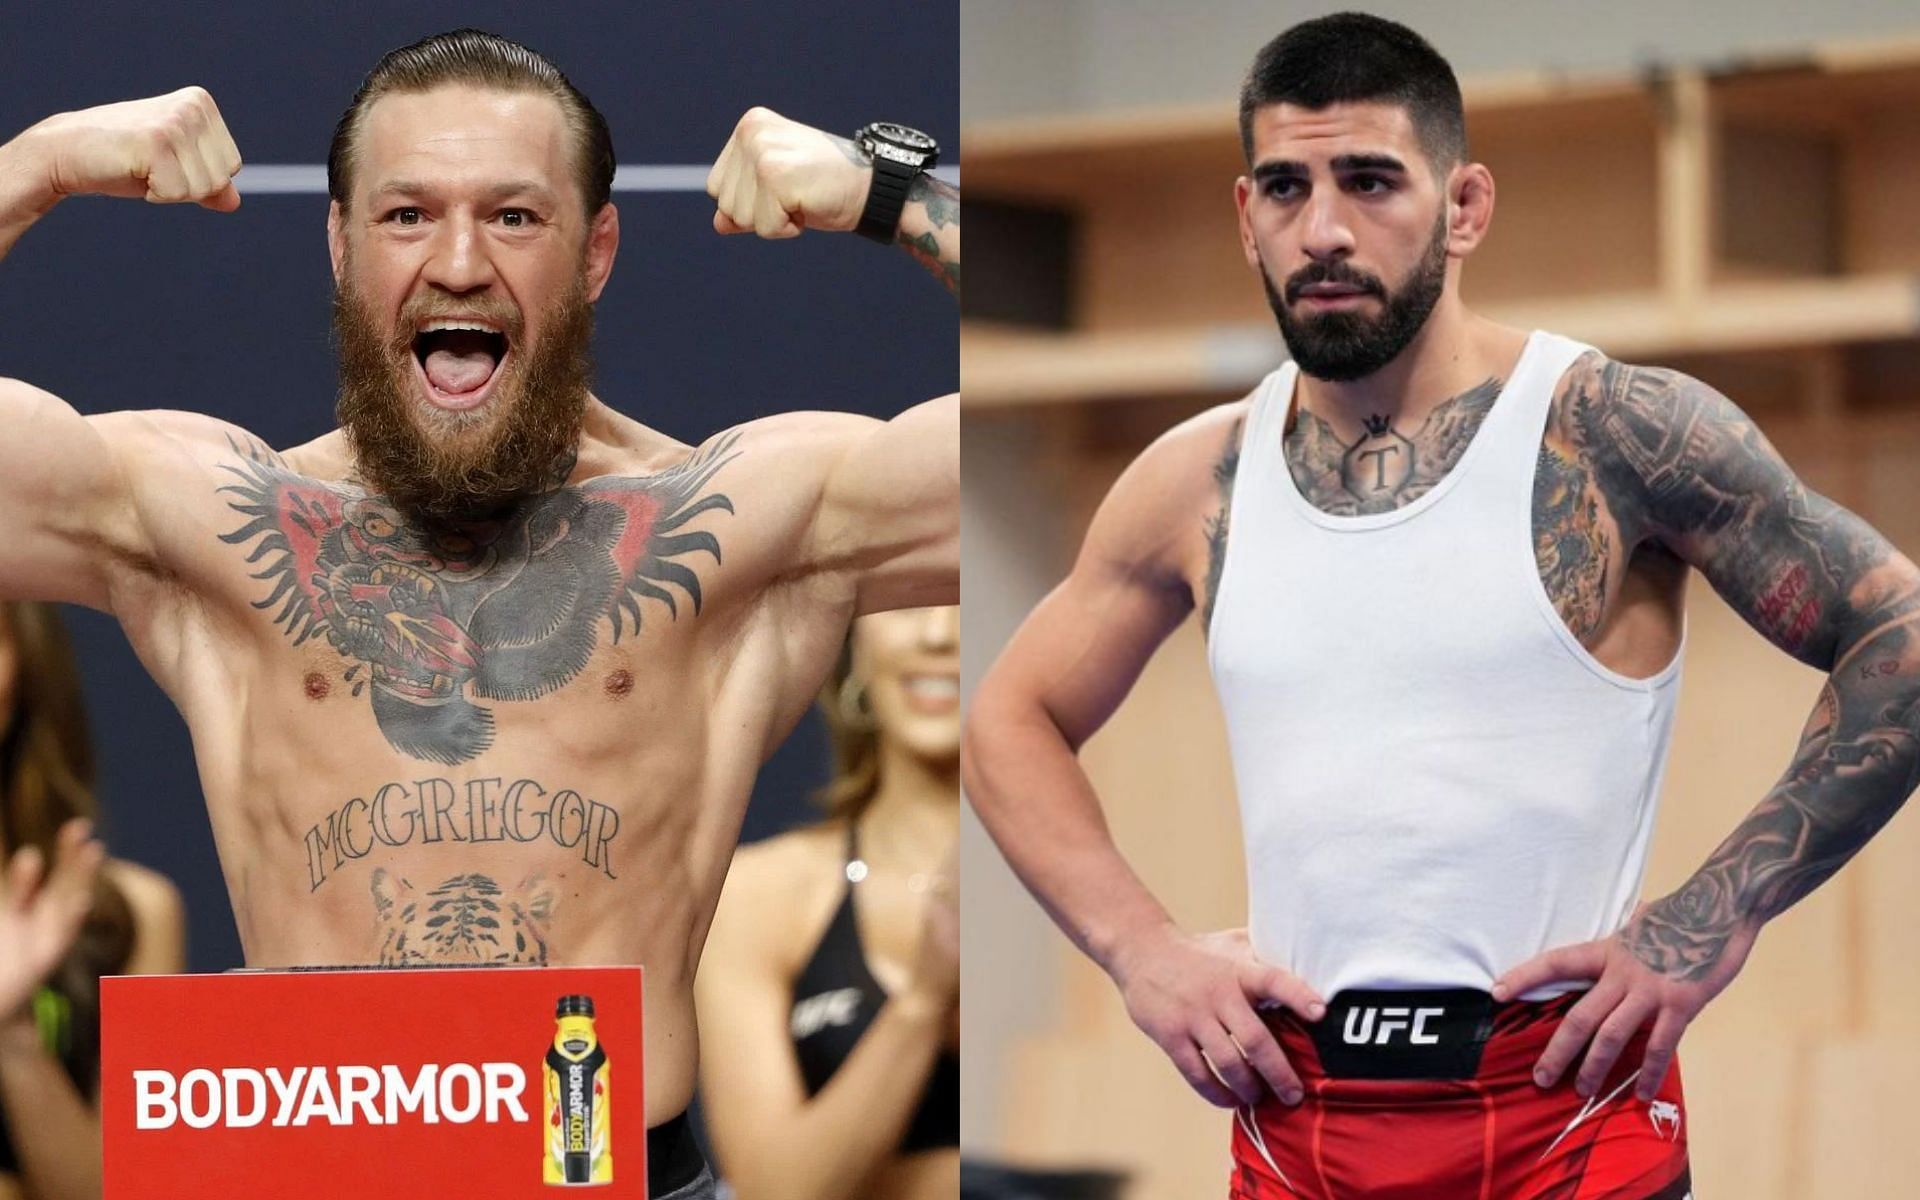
[
  {"xmin": 0, "ymin": 29, "xmax": 956, "ymax": 1199},
  {"xmin": 965, "ymin": 13, "xmax": 1917, "ymax": 1199}
]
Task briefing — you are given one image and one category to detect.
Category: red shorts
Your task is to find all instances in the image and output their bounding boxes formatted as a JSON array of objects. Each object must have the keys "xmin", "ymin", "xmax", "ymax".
[{"xmin": 1230, "ymin": 989, "xmax": 1690, "ymax": 1200}]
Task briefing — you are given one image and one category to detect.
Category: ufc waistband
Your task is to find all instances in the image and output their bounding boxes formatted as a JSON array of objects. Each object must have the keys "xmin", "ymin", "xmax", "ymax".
[
  {"xmin": 1231, "ymin": 989, "xmax": 1691, "ymax": 1200},
  {"xmin": 1309, "ymin": 987, "xmax": 1495, "ymax": 1079}
]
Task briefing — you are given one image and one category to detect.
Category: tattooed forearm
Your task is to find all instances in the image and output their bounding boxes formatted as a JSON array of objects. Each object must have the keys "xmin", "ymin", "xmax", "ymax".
[
  {"xmin": 897, "ymin": 173, "xmax": 959, "ymax": 294},
  {"xmin": 908, "ymin": 172, "xmax": 956, "ymax": 230},
  {"xmin": 1201, "ymin": 419, "xmax": 1243, "ymax": 633},
  {"xmin": 1581, "ymin": 358, "xmax": 1920, "ymax": 979},
  {"xmin": 1629, "ymin": 603, "xmax": 1920, "ymax": 979}
]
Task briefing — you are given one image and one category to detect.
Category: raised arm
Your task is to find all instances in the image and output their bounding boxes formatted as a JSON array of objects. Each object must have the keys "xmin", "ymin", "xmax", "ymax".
[
  {"xmin": 705, "ymin": 107, "xmax": 958, "ymax": 294},
  {"xmin": 963, "ymin": 407, "xmax": 1324, "ymax": 1109},
  {"xmin": 0, "ymin": 379, "xmax": 139, "ymax": 612},
  {"xmin": 807, "ymin": 395, "xmax": 958, "ymax": 615},
  {"xmin": 892, "ymin": 170, "xmax": 958, "ymax": 293},
  {"xmin": 1500, "ymin": 360, "xmax": 1920, "ymax": 1100},
  {"xmin": 0, "ymin": 89, "xmax": 242, "ymax": 611}
]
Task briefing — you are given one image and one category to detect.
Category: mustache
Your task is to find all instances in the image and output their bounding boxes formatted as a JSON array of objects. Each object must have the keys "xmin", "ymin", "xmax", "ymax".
[{"xmin": 1283, "ymin": 262, "xmax": 1386, "ymax": 305}]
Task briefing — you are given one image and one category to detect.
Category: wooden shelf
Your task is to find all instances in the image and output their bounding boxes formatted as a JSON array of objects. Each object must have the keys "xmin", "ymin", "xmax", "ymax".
[
  {"xmin": 964, "ymin": 273, "xmax": 1920, "ymax": 410},
  {"xmin": 963, "ymin": 37, "xmax": 1920, "ymax": 410}
]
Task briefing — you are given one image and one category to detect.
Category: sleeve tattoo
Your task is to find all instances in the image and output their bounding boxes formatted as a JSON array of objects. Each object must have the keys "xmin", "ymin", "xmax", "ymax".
[
  {"xmin": 1576, "ymin": 363, "xmax": 1920, "ymax": 980},
  {"xmin": 897, "ymin": 173, "xmax": 959, "ymax": 294}
]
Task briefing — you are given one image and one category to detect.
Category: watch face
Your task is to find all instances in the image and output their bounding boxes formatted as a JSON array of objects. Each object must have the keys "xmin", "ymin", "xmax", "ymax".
[{"xmin": 864, "ymin": 122, "xmax": 938, "ymax": 154}]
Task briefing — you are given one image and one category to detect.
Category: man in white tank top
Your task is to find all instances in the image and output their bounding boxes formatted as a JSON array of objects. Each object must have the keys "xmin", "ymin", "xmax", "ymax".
[{"xmin": 965, "ymin": 14, "xmax": 1918, "ymax": 1199}]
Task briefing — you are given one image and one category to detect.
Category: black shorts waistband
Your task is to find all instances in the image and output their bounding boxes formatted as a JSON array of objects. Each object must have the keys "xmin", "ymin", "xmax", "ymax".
[
  {"xmin": 650, "ymin": 1110, "xmax": 706, "ymax": 1194},
  {"xmin": 1307, "ymin": 987, "xmax": 1497, "ymax": 1081}
]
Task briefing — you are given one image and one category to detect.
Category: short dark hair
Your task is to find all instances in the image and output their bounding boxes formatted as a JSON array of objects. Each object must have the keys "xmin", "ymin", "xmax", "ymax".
[
  {"xmin": 1238, "ymin": 13, "xmax": 1466, "ymax": 173},
  {"xmin": 327, "ymin": 29, "xmax": 615, "ymax": 215}
]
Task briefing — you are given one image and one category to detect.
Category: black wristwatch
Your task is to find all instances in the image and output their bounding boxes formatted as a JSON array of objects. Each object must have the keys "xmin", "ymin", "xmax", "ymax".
[{"xmin": 854, "ymin": 122, "xmax": 940, "ymax": 244}]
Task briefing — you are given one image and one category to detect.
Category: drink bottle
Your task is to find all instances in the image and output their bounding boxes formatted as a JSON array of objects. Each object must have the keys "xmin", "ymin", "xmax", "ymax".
[{"xmin": 543, "ymin": 994, "xmax": 611, "ymax": 1185}]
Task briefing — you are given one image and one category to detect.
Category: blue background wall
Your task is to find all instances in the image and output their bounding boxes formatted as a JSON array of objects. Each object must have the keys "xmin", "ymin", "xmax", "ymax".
[{"xmin": 0, "ymin": 2, "xmax": 957, "ymax": 973}]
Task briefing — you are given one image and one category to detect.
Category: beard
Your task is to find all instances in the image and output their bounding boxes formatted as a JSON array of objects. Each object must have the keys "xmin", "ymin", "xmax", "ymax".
[
  {"xmin": 332, "ymin": 268, "xmax": 594, "ymax": 524},
  {"xmin": 1261, "ymin": 211, "xmax": 1450, "ymax": 383}
]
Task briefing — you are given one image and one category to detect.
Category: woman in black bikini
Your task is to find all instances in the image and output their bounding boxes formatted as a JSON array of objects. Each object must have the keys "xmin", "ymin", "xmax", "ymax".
[{"xmin": 698, "ymin": 606, "xmax": 959, "ymax": 1200}]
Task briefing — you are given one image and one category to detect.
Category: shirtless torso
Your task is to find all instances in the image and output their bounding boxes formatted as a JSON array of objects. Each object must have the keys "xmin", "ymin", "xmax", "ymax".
[{"xmin": 0, "ymin": 82, "xmax": 958, "ymax": 1127}]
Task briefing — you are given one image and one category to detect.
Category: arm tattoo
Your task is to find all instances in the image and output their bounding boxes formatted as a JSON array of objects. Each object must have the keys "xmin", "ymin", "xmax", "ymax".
[
  {"xmin": 1531, "ymin": 440, "xmax": 1614, "ymax": 642},
  {"xmin": 218, "ymin": 434, "xmax": 742, "ymax": 765},
  {"xmin": 1627, "ymin": 607, "xmax": 1920, "ymax": 979},
  {"xmin": 1577, "ymin": 361, "xmax": 1920, "ymax": 979},
  {"xmin": 832, "ymin": 133, "xmax": 959, "ymax": 292},
  {"xmin": 1569, "ymin": 362, "xmax": 1879, "ymax": 663},
  {"xmin": 1281, "ymin": 378, "xmax": 1501, "ymax": 516},
  {"xmin": 897, "ymin": 173, "xmax": 959, "ymax": 293},
  {"xmin": 1201, "ymin": 419, "xmax": 1243, "ymax": 633}
]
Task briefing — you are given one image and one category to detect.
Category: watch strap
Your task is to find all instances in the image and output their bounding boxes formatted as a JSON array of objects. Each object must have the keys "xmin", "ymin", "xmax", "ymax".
[{"xmin": 857, "ymin": 152, "xmax": 918, "ymax": 244}]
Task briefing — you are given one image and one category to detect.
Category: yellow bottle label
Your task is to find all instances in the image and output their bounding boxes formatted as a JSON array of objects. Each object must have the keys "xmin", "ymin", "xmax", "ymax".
[{"xmin": 543, "ymin": 1014, "xmax": 611, "ymax": 1185}]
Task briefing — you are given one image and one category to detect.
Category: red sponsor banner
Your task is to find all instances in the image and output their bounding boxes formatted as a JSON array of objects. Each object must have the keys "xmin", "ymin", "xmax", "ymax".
[{"xmin": 102, "ymin": 966, "xmax": 645, "ymax": 1198}]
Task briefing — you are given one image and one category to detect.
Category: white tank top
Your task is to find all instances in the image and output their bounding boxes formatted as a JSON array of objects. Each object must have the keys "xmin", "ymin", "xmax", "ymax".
[{"xmin": 1206, "ymin": 330, "xmax": 1683, "ymax": 999}]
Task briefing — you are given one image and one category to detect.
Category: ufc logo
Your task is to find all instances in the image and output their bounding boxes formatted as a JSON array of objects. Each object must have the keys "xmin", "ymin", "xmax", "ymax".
[{"xmin": 1341, "ymin": 1005, "xmax": 1445, "ymax": 1046}]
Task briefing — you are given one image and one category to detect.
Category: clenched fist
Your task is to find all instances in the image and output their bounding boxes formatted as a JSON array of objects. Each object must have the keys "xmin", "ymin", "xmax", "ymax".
[
  {"xmin": 705, "ymin": 107, "xmax": 871, "ymax": 239},
  {"xmin": 24, "ymin": 87, "xmax": 242, "ymax": 211}
]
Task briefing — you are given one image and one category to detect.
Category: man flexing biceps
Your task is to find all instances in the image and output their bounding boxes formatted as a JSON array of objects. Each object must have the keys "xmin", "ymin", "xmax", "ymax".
[{"xmin": 0, "ymin": 30, "xmax": 956, "ymax": 1200}]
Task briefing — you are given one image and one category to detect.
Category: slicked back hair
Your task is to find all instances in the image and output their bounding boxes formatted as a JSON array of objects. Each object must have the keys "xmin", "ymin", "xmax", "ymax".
[
  {"xmin": 328, "ymin": 28, "xmax": 615, "ymax": 216},
  {"xmin": 1238, "ymin": 13, "xmax": 1466, "ymax": 175}
]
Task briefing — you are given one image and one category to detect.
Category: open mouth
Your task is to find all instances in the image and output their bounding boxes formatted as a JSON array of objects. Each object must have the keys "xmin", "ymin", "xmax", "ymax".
[
  {"xmin": 902, "ymin": 673, "xmax": 961, "ymax": 713},
  {"xmin": 411, "ymin": 322, "xmax": 511, "ymax": 411}
]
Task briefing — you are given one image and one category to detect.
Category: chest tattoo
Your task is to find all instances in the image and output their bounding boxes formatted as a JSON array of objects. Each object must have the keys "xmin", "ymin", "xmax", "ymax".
[
  {"xmin": 1283, "ymin": 377, "xmax": 1501, "ymax": 516},
  {"xmin": 218, "ymin": 433, "xmax": 741, "ymax": 764}
]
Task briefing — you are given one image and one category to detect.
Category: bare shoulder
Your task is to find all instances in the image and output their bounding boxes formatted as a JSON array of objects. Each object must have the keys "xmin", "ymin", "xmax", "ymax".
[
  {"xmin": 1549, "ymin": 350, "xmax": 1731, "ymax": 444},
  {"xmin": 1143, "ymin": 396, "xmax": 1251, "ymax": 464},
  {"xmin": 1548, "ymin": 351, "xmax": 1768, "ymax": 494},
  {"xmin": 89, "ymin": 408, "xmax": 289, "ymax": 471},
  {"xmin": 724, "ymin": 822, "xmax": 843, "ymax": 907},
  {"xmin": 708, "ymin": 823, "xmax": 844, "ymax": 969},
  {"xmin": 714, "ymin": 409, "xmax": 878, "ymax": 483},
  {"xmin": 1081, "ymin": 396, "xmax": 1254, "ymax": 584},
  {"xmin": 103, "ymin": 857, "xmax": 186, "ymax": 975},
  {"xmin": 105, "ymin": 856, "xmax": 183, "ymax": 911}
]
